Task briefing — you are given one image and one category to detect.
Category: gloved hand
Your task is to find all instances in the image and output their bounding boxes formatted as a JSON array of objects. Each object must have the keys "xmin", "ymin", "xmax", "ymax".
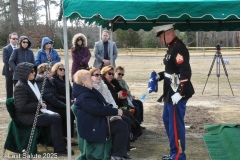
[
  {"xmin": 171, "ymin": 92, "xmax": 182, "ymax": 105},
  {"xmin": 156, "ymin": 74, "xmax": 160, "ymax": 80}
]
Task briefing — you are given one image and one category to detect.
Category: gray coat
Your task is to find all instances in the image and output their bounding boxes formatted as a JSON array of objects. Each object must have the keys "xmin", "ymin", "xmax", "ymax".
[
  {"xmin": 93, "ymin": 40, "xmax": 118, "ymax": 68},
  {"xmin": 2, "ymin": 44, "xmax": 14, "ymax": 76},
  {"xmin": 8, "ymin": 48, "xmax": 35, "ymax": 80}
]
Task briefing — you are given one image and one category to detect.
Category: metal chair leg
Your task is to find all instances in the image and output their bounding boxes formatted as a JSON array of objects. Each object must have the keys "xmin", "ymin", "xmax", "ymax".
[{"xmin": 2, "ymin": 149, "xmax": 6, "ymax": 158}]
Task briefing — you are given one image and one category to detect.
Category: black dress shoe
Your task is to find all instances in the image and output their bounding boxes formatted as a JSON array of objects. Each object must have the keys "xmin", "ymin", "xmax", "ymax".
[
  {"xmin": 162, "ymin": 155, "xmax": 172, "ymax": 160},
  {"xmin": 141, "ymin": 126, "xmax": 146, "ymax": 130},
  {"xmin": 111, "ymin": 156, "xmax": 125, "ymax": 160},
  {"xmin": 123, "ymin": 154, "xmax": 132, "ymax": 159}
]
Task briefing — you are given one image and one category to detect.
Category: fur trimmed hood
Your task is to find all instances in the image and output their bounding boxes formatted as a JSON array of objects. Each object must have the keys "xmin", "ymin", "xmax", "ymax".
[{"xmin": 72, "ymin": 33, "xmax": 87, "ymax": 47}]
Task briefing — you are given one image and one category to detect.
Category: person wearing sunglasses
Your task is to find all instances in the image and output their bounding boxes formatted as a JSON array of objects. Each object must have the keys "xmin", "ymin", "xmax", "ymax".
[
  {"xmin": 51, "ymin": 62, "xmax": 75, "ymax": 139},
  {"xmin": 71, "ymin": 33, "xmax": 91, "ymax": 81},
  {"xmin": 72, "ymin": 69, "xmax": 128, "ymax": 160},
  {"xmin": 35, "ymin": 37, "xmax": 61, "ymax": 67},
  {"xmin": 35, "ymin": 63, "xmax": 77, "ymax": 146},
  {"xmin": 101, "ymin": 66, "xmax": 142, "ymax": 138},
  {"xmin": 114, "ymin": 66, "xmax": 145, "ymax": 130},
  {"xmin": 2, "ymin": 32, "xmax": 18, "ymax": 99},
  {"xmin": 90, "ymin": 68, "xmax": 135, "ymax": 158},
  {"xmin": 13, "ymin": 62, "xmax": 73, "ymax": 155},
  {"xmin": 9, "ymin": 36, "xmax": 35, "ymax": 86}
]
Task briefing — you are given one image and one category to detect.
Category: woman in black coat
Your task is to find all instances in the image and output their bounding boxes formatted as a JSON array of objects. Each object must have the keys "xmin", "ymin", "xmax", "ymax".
[
  {"xmin": 72, "ymin": 70, "xmax": 129, "ymax": 160},
  {"xmin": 35, "ymin": 63, "xmax": 75, "ymax": 138},
  {"xmin": 14, "ymin": 62, "xmax": 71, "ymax": 155},
  {"xmin": 50, "ymin": 62, "xmax": 73, "ymax": 103}
]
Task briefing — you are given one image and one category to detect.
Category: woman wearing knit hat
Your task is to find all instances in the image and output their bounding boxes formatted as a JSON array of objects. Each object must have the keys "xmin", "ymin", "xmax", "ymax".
[{"xmin": 14, "ymin": 62, "xmax": 73, "ymax": 155}]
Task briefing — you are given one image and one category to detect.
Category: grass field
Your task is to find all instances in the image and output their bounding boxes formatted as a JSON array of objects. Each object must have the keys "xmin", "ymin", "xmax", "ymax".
[{"xmin": 0, "ymin": 53, "xmax": 240, "ymax": 160}]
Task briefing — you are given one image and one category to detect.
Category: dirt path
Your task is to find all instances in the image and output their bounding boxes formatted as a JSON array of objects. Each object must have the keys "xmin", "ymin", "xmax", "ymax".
[{"xmin": 0, "ymin": 55, "xmax": 240, "ymax": 159}]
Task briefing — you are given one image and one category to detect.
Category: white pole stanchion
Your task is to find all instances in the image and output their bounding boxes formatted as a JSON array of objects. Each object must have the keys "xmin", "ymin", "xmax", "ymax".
[{"xmin": 63, "ymin": 17, "xmax": 72, "ymax": 160}]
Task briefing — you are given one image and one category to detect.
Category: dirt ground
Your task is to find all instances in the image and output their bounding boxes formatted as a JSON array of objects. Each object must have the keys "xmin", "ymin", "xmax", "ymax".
[{"xmin": 0, "ymin": 54, "xmax": 240, "ymax": 160}]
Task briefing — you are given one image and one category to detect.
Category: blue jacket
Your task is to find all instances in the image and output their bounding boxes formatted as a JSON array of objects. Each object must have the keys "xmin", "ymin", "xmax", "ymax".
[
  {"xmin": 35, "ymin": 37, "xmax": 61, "ymax": 66},
  {"xmin": 72, "ymin": 83, "xmax": 118, "ymax": 143}
]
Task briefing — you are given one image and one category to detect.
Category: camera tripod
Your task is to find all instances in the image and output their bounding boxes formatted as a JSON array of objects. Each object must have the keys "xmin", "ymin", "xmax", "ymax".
[{"xmin": 202, "ymin": 45, "xmax": 234, "ymax": 97}]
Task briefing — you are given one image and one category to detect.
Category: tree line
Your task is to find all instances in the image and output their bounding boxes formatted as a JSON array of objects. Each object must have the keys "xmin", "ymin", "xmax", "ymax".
[{"xmin": 1, "ymin": 0, "xmax": 240, "ymax": 49}]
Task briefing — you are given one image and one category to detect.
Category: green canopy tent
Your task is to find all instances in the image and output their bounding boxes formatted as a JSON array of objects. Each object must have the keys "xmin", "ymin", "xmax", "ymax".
[
  {"xmin": 61, "ymin": 1, "xmax": 240, "ymax": 159},
  {"xmin": 63, "ymin": 0, "xmax": 240, "ymax": 31}
]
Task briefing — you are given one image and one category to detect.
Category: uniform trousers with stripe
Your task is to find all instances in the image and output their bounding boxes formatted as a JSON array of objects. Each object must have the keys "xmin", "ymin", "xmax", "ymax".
[{"xmin": 162, "ymin": 100, "xmax": 187, "ymax": 160}]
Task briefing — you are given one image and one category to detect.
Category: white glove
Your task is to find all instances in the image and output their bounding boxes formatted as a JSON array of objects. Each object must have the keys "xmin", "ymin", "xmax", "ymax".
[
  {"xmin": 171, "ymin": 92, "xmax": 182, "ymax": 105},
  {"xmin": 156, "ymin": 74, "xmax": 160, "ymax": 80}
]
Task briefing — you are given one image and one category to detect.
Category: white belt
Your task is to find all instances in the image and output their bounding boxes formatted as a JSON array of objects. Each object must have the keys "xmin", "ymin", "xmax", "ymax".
[{"xmin": 164, "ymin": 73, "xmax": 180, "ymax": 79}]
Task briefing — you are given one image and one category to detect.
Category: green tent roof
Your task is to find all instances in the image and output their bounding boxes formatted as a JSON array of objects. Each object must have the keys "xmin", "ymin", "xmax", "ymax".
[{"xmin": 63, "ymin": 0, "xmax": 240, "ymax": 31}]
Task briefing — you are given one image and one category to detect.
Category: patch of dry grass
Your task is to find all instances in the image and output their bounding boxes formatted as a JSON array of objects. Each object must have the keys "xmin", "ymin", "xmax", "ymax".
[{"xmin": 0, "ymin": 54, "xmax": 240, "ymax": 159}]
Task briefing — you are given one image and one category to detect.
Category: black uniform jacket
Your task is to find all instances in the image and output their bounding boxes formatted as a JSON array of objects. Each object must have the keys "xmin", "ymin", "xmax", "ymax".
[{"xmin": 158, "ymin": 37, "xmax": 195, "ymax": 103}]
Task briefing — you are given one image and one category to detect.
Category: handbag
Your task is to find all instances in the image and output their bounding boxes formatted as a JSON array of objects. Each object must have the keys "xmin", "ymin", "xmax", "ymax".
[{"xmin": 109, "ymin": 116, "xmax": 122, "ymax": 122}]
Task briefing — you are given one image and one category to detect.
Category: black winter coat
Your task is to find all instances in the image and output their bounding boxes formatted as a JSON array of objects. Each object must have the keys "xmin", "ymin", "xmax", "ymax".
[
  {"xmin": 72, "ymin": 83, "xmax": 118, "ymax": 143},
  {"xmin": 14, "ymin": 81, "xmax": 41, "ymax": 125},
  {"xmin": 51, "ymin": 75, "xmax": 73, "ymax": 103},
  {"xmin": 102, "ymin": 78, "xmax": 123, "ymax": 108},
  {"xmin": 35, "ymin": 75, "xmax": 66, "ymax": 109}
]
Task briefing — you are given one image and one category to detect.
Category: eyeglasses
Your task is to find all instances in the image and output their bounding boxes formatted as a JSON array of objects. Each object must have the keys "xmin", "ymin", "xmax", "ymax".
[
  {"xmin": 92, "ymin": 74, "xmax": 102, "ymax": 77},
  {"xmin": 22, "ymin": 41, "xmax": 29, "ymax": 44},
  {"xmin": 77, "ymin": 38, "xmax": 82, "ymax": 41},
  {"xmin": 108, "ymin": 72, "xmax": 114, "ymax": 76},
  {"xmin": 46, "ymin": 42, "xmax": 52, "ymax": 44},
  {"xmin": 118, "ymin": 73, "xmax": 124, "ymax": 76},
  {"xmin": 30, "ymin": 70, "xmax": 35, "ymax": 74},
  {"xmin": 58, "ymin": 68, "xmax": 65, "ymax": 71},
  {"xmin": 11, "ymin": 38, "xmax": 18, "ymax": 40}
]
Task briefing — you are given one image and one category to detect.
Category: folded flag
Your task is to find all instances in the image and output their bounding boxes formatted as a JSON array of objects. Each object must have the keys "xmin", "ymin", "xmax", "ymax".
[{"xmin": 148, "ymin": 70, "xmax": 158, "ymax": 93}]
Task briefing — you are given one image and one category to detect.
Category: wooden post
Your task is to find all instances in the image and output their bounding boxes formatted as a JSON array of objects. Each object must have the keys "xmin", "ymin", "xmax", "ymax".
[
  {"xmin": 203, "ymin": 47, "xmax": 205, "ymax": 58},
  {"xmin": 131, "ymin": 48, "xmax": 133, "ymax": 59}
]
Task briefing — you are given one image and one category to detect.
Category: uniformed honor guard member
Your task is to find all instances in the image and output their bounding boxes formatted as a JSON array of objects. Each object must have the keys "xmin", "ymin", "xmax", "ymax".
[{"xmin": 153, "ymin": 24, "xmax": 195, "ymax": 160}]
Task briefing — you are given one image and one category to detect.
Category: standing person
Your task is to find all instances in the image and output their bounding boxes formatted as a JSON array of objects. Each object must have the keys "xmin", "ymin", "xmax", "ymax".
[
  {"xmin": 152, "ymin": 24, "xmax": 194, "ymax": 160},
  {"xmin": 2, "ymin": 32, "xmax": 18, "ymax": 98},
  {"xmin": 8, "ymin": 36, "xmax": 35, "ymax": 86},
  {"xmin": 71, "ymin": 33, "xmax": 91, "ymax": 80},
  {"xmin": 93, "ymin": 30, "xmax": 118, "ymax": 68},
  {"xmin": 35, "ymin": 37, "xmax": 61, "ymax": 67}
]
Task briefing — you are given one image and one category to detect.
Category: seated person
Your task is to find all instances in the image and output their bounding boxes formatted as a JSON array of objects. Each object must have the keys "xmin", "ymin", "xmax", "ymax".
[
  {"xmin": 35, "ymin": 63, "xmax": 75, "ymax": 141},
  {"xmin": 51, "ymin": 62, "xmax": 73, "ymax": 103},
  {"xmin": 72, "ymin": 70, "xmax": 129, "ymax": 160},
  {"xmin": 101, "ymin": 66, "xmax": 139, "ymax": 118},
  {"xmin": 13, "ymin": 62, "xmax": 72, "ymax": 155},
  {"xmin": 114, "ymin": 66, "xmax": 145, "ymax": 129},
  {"xmin": 101, "ymin": 66, "xmax": 142, "ymax": 138},
  {"xmin": 51, "ymin": 62, "xmax": 75, "ymax": 137},
  {"xmin": 90, "ymin": 68, "xmax": 135, "ymax": 153}
]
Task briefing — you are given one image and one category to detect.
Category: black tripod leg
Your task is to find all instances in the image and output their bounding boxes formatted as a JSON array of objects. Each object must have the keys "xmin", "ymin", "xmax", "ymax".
[
  {"xmin": 216, "ymin": 55, "xmax": 220, "ymax": 97},
  {"xmin": 202, "ymin": 55, "xmax": 217, "ymax": 94},
  {"xmin": 219, "ymin": 55, "xmax": 235, "ymax": 96}
]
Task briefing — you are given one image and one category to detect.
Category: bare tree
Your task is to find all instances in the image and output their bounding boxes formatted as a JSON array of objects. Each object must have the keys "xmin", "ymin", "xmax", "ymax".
[{"xmin": 10, "ymin": 0, "xmax": 19, "ymax": 32}]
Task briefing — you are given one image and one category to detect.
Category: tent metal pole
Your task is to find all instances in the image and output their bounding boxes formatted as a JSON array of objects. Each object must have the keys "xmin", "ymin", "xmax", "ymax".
[
  {"xmin": 100, "ymin": 26, "xmax": 102, "ymax": 41},
  {"xmin": 110, "ymin": 22, "xmax": 114, "ymax": 67},
  {"xmin": 63, "ymin": 17, "xmax": 72, "ymax": 160}
]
